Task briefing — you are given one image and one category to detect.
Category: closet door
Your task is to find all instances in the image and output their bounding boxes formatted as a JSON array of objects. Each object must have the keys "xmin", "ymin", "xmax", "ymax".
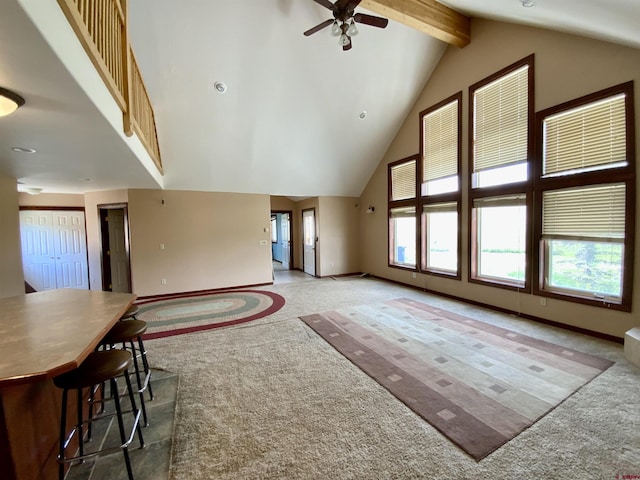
[
  {"xmin": 52, "ymin": 212, "xmax": 89, "ymax": 289},
  {"xmin": 20, "ymin": 210, "xmax": 89, "ymax": 291},
  {"xmin": 20, "ymin": 211, "xmax": 57, "ymax": 291}
]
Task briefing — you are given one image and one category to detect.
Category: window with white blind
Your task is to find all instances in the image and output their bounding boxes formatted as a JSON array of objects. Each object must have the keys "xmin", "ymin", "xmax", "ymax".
[
  {"xmin": 535, "ymin": 81, "xmax": 635, "ymax": 310},
  {"xmin": 471, "ymin": 57, "xmax": 532, "ymax": 188},
  {"xmin": 390, "ymin": 159, "xmax": 417, "ymax": 201},
  {"xmin": 542, "ymin": 94, "xmax": 627, "ymax": 177},
  {"xmin": 388, "ymin": 156, "xmax": 418, "ymax": 269},
  {"xmin": 421, "ymin": 93, "xmax": 461, "ymax": 196}
]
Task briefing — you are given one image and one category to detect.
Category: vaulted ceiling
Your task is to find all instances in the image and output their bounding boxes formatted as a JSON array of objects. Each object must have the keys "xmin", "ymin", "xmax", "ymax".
[{"xmin": 0, "ymin": 0, "xmax": 638, "ymax": 196}]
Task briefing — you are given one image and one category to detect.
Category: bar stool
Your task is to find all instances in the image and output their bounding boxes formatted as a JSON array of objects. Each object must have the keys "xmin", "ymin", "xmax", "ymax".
[
  {"xmin": 53, "ymin": 350, "xmax": 144, "ymax": 480},
  {"xmin": 120, "ymin": 304, "xmax": 139, "ymax": 321},
  {"xmin": 102, "ymin": 320, "xmax": 154, "ymax": 426}
]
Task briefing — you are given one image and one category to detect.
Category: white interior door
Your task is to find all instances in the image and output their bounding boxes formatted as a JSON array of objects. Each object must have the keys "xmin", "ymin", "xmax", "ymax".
[
  {"xmin": 20, "ymin": 210, "xmax": 88, "ymax": 291},
  {"xmin": 53, "ymin": 212, "xmax": 89, "ymax": 289},
  {"xmin": 281, "ymin": 213, "xmax": 290, "ymax": 270},
  {"xmin": 20, "ymin": 211, "xmax": 56, "ymax": 291},
  {"xmin": 108, "ymin": 209, "xmax": 130, "ymax": 292},
  {"xmin": 303, "ymin": 209, "xmax": 316, "ymax": 276}
]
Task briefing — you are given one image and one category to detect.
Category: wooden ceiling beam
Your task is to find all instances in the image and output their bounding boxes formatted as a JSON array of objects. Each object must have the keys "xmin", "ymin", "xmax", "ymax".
[{"xmin": 360, "ymin": 0, "xmax": 471, "ymax": 48}]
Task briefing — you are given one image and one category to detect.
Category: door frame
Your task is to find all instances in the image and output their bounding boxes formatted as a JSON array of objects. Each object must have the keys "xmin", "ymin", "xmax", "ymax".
[
  {"xmin": 302, "ymin": 207, "xmax": 317, "ymax": 277},
  {"xmin": 98, "ymin": 203, "xmax": 131, "ymax": 292},
  {"xmin": 271, "ymin": 209, "xmax": 293, "ymax": 270}
]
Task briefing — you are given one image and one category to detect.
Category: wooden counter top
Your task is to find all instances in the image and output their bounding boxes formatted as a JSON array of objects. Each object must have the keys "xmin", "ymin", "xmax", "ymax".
[{"xmin": 0, "ymin": 289, "xmax": 136, "ymax": 387}]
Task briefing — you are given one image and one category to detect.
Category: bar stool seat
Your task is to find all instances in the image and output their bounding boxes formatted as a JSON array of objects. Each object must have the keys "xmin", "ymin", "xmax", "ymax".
[
  {"xmin": 102, "ymin": 320, "xmax": 154, "ymax": 426},
  {"xmin": 120, "ymin": 304, "xmax": 139, "ymax": 321},
  {"xmin": 54, "ymin": 350, "xmax": 144, "ymax": 480}
]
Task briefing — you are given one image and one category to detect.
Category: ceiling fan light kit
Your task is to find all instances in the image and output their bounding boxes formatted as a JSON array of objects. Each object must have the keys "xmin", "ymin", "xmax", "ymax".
[
  {"xmin": 303, "ymin": 0, "xmax": 389, "ymax": 51},
  {"xmin": 0, "ymin": 87, "xmax": 25, "ymax": 117}
]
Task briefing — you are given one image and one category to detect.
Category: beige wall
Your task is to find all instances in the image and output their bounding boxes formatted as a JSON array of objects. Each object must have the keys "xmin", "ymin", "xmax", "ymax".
[
  {"xmin": 84, "ymin": 190, "xmax": 129, "ymax": 289},
  {"xmin": 360, "ymin": 19, "xmax": 640, "ymax": 338},
  {"xmin": 318, "ymin": 197, "xmax": 361, "ymax": 276},
  {"xmin": 18, "ymin": 192, "xmax": 85, "ymax": 208},
  {"xmin": 128, "ymin": 189, "xmax": 272, "ymax": 296},
  {"xmin": 0, "ymin": 175, "xmax": 24, "ymax": 298}
]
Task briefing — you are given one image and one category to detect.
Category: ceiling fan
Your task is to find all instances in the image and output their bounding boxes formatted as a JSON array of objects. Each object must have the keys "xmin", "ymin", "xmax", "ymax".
[{"xmin": 303, "ymin": 0, "xmax": 389, "ymax": 51}]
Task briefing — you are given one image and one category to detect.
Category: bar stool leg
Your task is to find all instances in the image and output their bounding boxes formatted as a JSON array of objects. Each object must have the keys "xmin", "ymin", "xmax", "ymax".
[
  {"xmin": 123, "ymin": 368, "xmax": 145, "ymax": 449},
  {"xmin": 58, "ymin": 389, "xmax": 68, "ymax": 480},
  {"xmin": 111, "ymin": 376, "xmax": 135, "ymax": 480},
  {"xmin": 128, "ymin": 339, "xmax": 149, "ymax": 427},
  {"xmin": 137, "ymin": 335, "xmax": 154, "ymax": 401}
]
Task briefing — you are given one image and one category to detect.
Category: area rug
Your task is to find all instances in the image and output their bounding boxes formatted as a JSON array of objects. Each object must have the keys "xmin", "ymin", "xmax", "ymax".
[
  {"xmin": 137, "ymin": 290, "xmax": 285, "ymax": 340},
  {"xmin": 299, "ymin": 297, "xmax": 614, "ymax": 461}
]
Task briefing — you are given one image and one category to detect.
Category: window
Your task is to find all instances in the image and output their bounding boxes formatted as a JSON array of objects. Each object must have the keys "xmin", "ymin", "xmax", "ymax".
[
  {"xmin": 390, "ymin": 206, "xmax": 417, "ymax": 267},
  {"xmin": 421, "ymin": 94, "xmax": 460, "ymax": 196},
  {"xmin": 422, "ymin": 203, "xmax": 458, "ymax": 273},
  {"xmin": 472, "ymin": 195, "xmax": 527, "ymax": 285},
  {"xmin": 420, "ymin": 93, "xmax": 462, "ymax": 277},
  {"xmin": 471, "ymin": 59, "xmax": 531, "ymax": 188},
  {"xmin": 469, "ymin": 56, "xmax": 533, "ymax": 289},
  {"xmin": 535, "ymin": 81, "xmax": 635, "ymax": 310},
  {"xmin": 388, "ymin": 156, "xmax": 417, "ymax": 269},
  {"xmin": 271, "ymin": 217, "xmax": 277, "ymax": 243}
]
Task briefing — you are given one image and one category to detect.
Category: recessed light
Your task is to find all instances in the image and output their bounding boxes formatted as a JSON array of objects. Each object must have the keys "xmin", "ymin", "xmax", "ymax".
[
  {"xmin": 521, "ymin": 0, "xmax": 535, "ymax": 7},
  {"xmin": 359, "ymin": 111, "xmax": 367, "ymax": 119},
  {"xmin": 12, "ymin": 146, "xmax": 36, "ymax": 153},
  {"xmin": 214, "ymin": 81, "xmax": 227, "ymax": 94}
]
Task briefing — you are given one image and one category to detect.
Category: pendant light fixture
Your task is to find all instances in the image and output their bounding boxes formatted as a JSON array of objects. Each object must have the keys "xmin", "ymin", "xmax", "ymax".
[{"xmin": 0, "ymin": 87, "xmax": 25, "ymax": 117}]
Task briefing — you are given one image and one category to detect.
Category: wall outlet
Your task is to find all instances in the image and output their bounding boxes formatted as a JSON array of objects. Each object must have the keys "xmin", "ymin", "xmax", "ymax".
[
  {"xmin": 160, "ymin": 243, "xmax": 165, "ymax": 250},
  {"xmin": 161, "ymin": 279, "xmax": 167, "ymax": 285},
  {"xmin": 259, "ymin": 240, "xmax": 268, "ymax": 246},
  {"xmin": 412, "ymin": 273, "xmax": 417, "ymax": 278},
  {"xmin": 539, "ymin": 297, "xmax": 546, "ymax": 306}
]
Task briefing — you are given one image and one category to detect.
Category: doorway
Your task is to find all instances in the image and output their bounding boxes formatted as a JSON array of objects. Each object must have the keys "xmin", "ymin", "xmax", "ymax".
[
  {"xmin": 271, "ymin": 210, "xmax": 293, "ymax": 271},
  {"xmin": 98, "ymin": 204, "xmax": 131, "ymax": 292},
  {"xmin": 302, "ymin": 208, "xmax": 316, "ymax": 276}
]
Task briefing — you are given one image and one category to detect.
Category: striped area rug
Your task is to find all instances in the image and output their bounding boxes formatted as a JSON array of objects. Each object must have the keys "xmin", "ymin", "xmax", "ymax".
[
  {"xmin": 138, "ymin": 290, "xmax": 285, "ymax": 340},
  {"xmin": 300, "ymin": 298, "xmax": 614, "ymax": 461}
]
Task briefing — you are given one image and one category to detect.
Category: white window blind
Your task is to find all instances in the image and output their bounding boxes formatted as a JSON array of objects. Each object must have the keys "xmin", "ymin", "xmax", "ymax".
[
  {"xmin": 423, "ymin": 202, "xmax": 457, "ymax": 214},
  {"xmin": 390, "ymin": 206, "xmax": 416, "ymax": 218},
  {"xmin": 473, "ymin": 194, "xmax": 526, "ymax": 209},
  {"xmin": 391, "ymin": 160, "xmax": 416, "ymax": 201},
  {"xmin": 543, "ymin": 94, "xmax": 627, "ymax": 176},
  {"xmin": 423, "ymin": 100, "xmax": 458, "ymax": 183},
  {"xmin": 473, "ymin": 65, "xmax": 529, "ymax": 172},
  {"xmin": 542, "ymin": 183, "xmax": 626, "ymax": 239}
]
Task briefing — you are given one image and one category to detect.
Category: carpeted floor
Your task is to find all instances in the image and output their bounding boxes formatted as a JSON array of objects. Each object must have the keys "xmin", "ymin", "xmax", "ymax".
[{"xmin": 144, "ymin": 277, "xmax": 640, "ymax": 479}]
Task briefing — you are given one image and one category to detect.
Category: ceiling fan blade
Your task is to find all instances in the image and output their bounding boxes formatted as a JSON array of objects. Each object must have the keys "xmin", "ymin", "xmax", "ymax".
[
  {"xmin": 353, "ymin": 13, "xmax": 389, "ymax": 28},
  {"xmin": 303, "ymin": 18, "xmax": 334, "ymax": 36},
  {"xmin": 312, "ymin": 0, "xmax": 337, "ymax": 11}
]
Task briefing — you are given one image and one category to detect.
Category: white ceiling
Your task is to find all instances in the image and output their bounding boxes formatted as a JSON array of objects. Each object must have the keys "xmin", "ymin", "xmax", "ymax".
[{"xmin": 0, "ymin": 0, "xmax": 638, "ymax": 196}]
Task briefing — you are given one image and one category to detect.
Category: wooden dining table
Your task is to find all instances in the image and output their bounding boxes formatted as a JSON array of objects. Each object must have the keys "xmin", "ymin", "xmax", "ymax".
[{"xmin": 0, "ymin": 289, "xmax": 136, "ymax": 480}]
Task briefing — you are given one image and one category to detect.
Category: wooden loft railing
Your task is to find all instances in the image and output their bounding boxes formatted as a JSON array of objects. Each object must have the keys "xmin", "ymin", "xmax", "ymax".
[{"xmin": 57, "ymin": 0, "xmax": 163, "ymax": 174}]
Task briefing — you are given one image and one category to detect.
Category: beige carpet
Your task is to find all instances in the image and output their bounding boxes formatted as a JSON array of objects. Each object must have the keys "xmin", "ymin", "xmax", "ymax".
[{"xmin": 145, "ymin": 277, "xmax": 640, "ymax": 479}]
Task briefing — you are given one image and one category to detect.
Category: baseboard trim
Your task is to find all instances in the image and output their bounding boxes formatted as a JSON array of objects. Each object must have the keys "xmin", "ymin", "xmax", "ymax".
[
  {"xmin": 136, "ymin": 282, "xmax": 274, "ymax": 302},
  {"xmin": 371, "ymin": 275, "xmax": 623, "ymax": 344}
]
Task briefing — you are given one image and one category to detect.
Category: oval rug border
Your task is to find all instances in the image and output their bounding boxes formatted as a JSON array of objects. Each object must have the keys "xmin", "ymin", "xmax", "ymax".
[{"xmin": 140, "ymin": 290, "xmax": 285, "ymax": 340}]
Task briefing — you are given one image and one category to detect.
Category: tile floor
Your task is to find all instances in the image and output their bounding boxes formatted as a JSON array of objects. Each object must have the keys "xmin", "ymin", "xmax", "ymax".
[{"xmin": 65, "ymin": 368, "xmax": 178, "ymax": 480}]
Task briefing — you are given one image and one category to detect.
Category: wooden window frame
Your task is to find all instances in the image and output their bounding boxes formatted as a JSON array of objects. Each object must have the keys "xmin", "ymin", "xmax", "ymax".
[
  {"xmin": 468, "ymin": 55, "xmax": 535, "ymax": 292},
  {"xmin": 388, "ymin": 155, "xmax": 419, "ymax": 271},
  {"xmin": 419, "ymin": 92, "xmax": 462, "ymax": 279},
  {"xmin": 532, "ymin": 81, "xmax": 635, "ymax": 311}
]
